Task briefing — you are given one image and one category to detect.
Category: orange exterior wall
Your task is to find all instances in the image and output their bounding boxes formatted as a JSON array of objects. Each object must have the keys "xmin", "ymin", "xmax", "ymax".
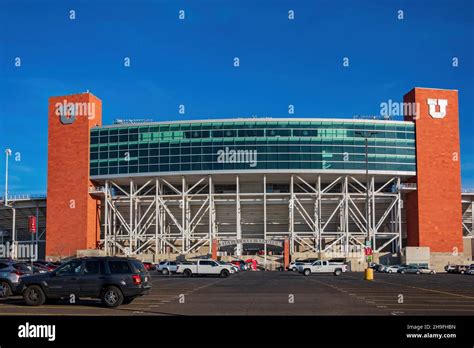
[
  {"xmin": 404, "ymin": 88, "xmax": 463, "ymax": 253},
  {"xmin": 46, "ymin": 93, "xmax": 102, "ymax": 257}
]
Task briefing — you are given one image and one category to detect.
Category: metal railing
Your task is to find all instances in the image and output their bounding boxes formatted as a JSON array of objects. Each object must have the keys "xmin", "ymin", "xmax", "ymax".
[{"xmin": 0, "ymin": 193, "xmax": 46, "ymax": 202}]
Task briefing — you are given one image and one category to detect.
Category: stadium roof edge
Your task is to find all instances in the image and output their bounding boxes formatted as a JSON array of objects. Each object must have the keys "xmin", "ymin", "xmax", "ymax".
[{"xmin": 97, "ymin": 117, "xmax": 414, "ymax": 129}]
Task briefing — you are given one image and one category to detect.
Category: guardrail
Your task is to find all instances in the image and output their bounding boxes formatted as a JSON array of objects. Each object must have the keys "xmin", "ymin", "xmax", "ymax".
[
  {"xmin": 0, "ymin": 194, "xmax": 46, "ymax": 201},
  {"xmin": 89, "ymin": 186, "xmax": 106, "ymax": 193},
  {"xmin": 392, "ymin": 183, "xmax": 417, "ymax": 192}
]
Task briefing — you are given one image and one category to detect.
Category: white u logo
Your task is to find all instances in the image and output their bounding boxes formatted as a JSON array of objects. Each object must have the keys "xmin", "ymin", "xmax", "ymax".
[{"xmin": 427, "ymin": 98, "xmax": 448, "ymax": 119}]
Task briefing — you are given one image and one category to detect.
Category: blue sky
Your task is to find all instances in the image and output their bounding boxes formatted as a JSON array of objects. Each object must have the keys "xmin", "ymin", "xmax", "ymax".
[{"xmin": 0, "ymin": 0, "xmax": 473, "ymax": 195}]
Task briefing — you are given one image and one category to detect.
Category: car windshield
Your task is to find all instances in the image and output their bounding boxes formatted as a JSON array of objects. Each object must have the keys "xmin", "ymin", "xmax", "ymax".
[{"xmin": 56, "ymin": 260, "xmax": 82, "ymax": 276}]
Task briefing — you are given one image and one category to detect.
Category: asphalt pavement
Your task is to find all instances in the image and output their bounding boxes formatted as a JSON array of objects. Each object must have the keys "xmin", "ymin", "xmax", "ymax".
[{"xmin": 0, "ymin": 271, "xmax": 473, "ymax": 316}]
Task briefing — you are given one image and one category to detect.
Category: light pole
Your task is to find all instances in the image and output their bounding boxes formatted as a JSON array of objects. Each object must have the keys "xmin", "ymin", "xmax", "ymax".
[
  {"xmin": 355, "ymin": 131, "xmax": 378, "ymax": 278},
  {"xmin": 4, "ymin": 148, "xmax": 12, "ymax": 206}
]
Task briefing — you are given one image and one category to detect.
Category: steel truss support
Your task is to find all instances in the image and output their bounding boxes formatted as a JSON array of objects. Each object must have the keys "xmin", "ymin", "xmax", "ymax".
[{"xmin": 99, "ymin": 174, "xmax": 404, "ymax": 258}]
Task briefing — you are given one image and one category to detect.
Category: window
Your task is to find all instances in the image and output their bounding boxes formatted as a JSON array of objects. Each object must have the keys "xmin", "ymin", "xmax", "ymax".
[
  {"xmin": 108, "ymin": 261, "xmax": 132, "ymax": 274},
  {"xmin": 56, "ymin": 260, "xmax": 82, "ymax": 276},
  {"xmin": 84, "ymin": 261, "xmax": 102, "ymax": 275},
  {"xmin": 130, "ymin": 260, "xmax": 146, "ymax": 273},
  {"xmin": 199, "ymin": 260, "xmax": 214, "ymax": 266}
]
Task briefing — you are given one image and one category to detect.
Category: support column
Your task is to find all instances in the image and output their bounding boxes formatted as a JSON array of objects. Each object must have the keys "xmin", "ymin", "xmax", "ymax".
[
  {"xmin": 397, "ymin": 178, "xmax": 403, "ymax": 253},
  {"xmin": 263, "ymin": 175, "xmax": 267, "ymax": 271},
  {"xmin": 283, "ymin": 238, "xmax": 290, "ymax": 270},
  {"xmin": 317, "ymin": 175, "xmax": 322, "ymax": 255},
  {"xmin": 371, "ymin": 176, "xmax": 376, "ymax": 250},
  {"xmin": 344, "ymin": 176, "xmax": 349, "ymax": 257},
  {"xmin": 112, "ymin": 200, "xmax": 117, "ymax": 255},
  {"xmin": 155, "ymin": 178, "xmax": 159, "ymax": 258},
  {"xmin": 129, "ymin": 179, "xmax": 133, "ymax": 256},
  {"xmin": 289, "ymin": 175, "xmax": 295, "ymax": 253},
  {"xmin": 104, "ymin": 180, "xmax": 109, "ymax": 256},
  {"xmin": 236, "ymin": 175, "xmax": 242, "ymax": 256},
  {"xmin": 211, "ymin": 239, "xmax": 218, "ymax": 260},
  {"xmin": 11, "ymin": 207, "xmax": 16, "ymax": 259},
  {"xmin": 181, "ymin": 176, "xmax": 186, "ymax": 253}
]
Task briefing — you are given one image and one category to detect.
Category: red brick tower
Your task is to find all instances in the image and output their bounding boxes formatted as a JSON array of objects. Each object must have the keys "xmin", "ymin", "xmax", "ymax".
[
  {"xmin": 46, "ymin": 93, "xmax": 102, "ymax": 258},
  {"xmin": 404, "ymin": 88, "xmax": 463, "ymax": 254}
]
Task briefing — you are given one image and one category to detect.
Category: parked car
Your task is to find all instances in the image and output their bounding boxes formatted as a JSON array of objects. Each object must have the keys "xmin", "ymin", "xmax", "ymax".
[
  {"xmin": 31, "ymin": 265, "xmax": 49, "ymax": 274},
  {"xmin": 399, "ymin": 265, "xmax": 436, "ymax": 275},
  {"xmin": 0, "ymin": 261, "xmax": 33, "ymax": 297},
  {"xmin": 231, "ymin": 260, "xmax": 248, "ymax": 271},
  {"xmin": 298, "ymin": 260, "xmax": 348, "ymax": 276},
  {"xmin": 141, "ymin": 262, "xmax": 155, "ymax": 271},
  {"xmin": 33, "ymin": 260, "xmax": 59, "ymax": 271},
  {"xmin": 454, "ymin": 265, "xmax": 470, "ymax": 274},
  {"xmin": 384, "ymin": 265, "xmax": 403, "ymax": 273},
  {"xmin": 15, "ymin": 256, "xmax": 151, "ymax": 307},
  {"xmin": 176, "ymin": 259, "xmax": 235, "ymax": 278},
  {"xmin": 218, "ymin": 261, "xmax": 239, "ymax": 273},
  {"xmin": 466, "ymin": 265, "xmax": 474, "ymax": 275},
  {"xmin": 289, "ymin": 260, "xmax": 310, "ymax": 272},
  {"xmin": 444, "ymin": 264, "xmax": 457, "ymax": 273},
  {"xmin": 157, "ymin": 261, "xmax": 179, "ymax": 275}
]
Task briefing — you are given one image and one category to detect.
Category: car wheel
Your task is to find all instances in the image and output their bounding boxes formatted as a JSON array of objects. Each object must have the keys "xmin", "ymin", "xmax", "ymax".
[
  {"xmin": 430, "ymin": 271, "xmax": 435, "ymax": 275},
  {"xmin": 23, "ymin": 285, "xmax": 46, "ymax": 306},
  {"xmin": 303, "ymin": 269, "xmax": 311, "ymax": 276},
  {"xmin": 101, "ymin": 286, "xmax": 124, "ymax": 308},
  {"xmin": 400, "ymin": 270, "xmax": 405, "ymax": 274},
  {"xmin": 460, "ymin": 271, "xmax": 465, "ymax": 275},
  {"xmin": 122, "ymin": 297, "xmax": 135, "ymax": 305},
  {"xmin": 0, "ymin": 281, "xmax": 12, "ymax": 298},
  {"xmin": 183, "ymin": 269, "xmax": 192, "ymax": 278},
  {"xmin": 388, "ymin": 270, "xmax": 392, "ymax": 273},
  {"xmin": 334, "ymin": 269, "xmax": 342, "ymax": 276},
  {"xmin": 220, "ymin": 269, "xmax": 230, "ymax": 278},
  {"xmin": 416, "ymin": 271, "xmax": 420, "ymax": 275},
  {"xmin": 162, "ymin": 268, "xmax": 169, "ymax": 276}
]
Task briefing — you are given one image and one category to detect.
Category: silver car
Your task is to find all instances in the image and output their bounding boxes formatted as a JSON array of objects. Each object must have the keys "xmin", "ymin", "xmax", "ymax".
[
  {"xmin": 218, "ymin": 261, "xmax": 239, "ymax": 273},
  {"xmin": 400, "ymin": 265, "xmax": 436, "ymax": 275},
  {"xmin": 157, "ymin": 261, "xmax": 179, "ymax": 275},
  {"xmin": 384, "ymin": 265, "xmax": 403, "ymax": 273},
  {"xmin": 0, "ymin": 260, "xmax": 32, "ymax": 297}
]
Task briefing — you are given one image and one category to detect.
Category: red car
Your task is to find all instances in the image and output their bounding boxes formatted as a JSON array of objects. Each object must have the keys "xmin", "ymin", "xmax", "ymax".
[
  {"xmin": 231, "ymin": 260, "xmax": 248, "ymax": 271},
  {"xmin": 33, "ymin": 261, "xmax": 58, "ymax": 271},
  {"xmin": 142, "ymin": 262, "xmax": 155, "ymax": 271}
]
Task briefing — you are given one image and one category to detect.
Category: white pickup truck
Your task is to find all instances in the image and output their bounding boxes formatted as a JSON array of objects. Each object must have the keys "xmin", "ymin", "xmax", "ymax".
[
  {"xmin": 298, "ymin": 260, "xmax": 348, "ymax": 276},
  {"xmin": 176, "ymin": 259, "xmax": 235, "ymax": 278}
]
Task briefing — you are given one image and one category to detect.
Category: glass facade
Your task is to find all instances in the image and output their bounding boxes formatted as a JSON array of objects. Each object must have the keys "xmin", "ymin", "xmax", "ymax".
[{"xmin": 90, "ymin": 119, "xmax": 416, "ymax": 176}]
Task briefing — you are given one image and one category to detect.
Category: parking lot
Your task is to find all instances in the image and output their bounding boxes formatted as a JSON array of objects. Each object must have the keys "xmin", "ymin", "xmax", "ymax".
[{"xmin": 0, "ymin": 271, "xmax": 473, "ymax": 316}]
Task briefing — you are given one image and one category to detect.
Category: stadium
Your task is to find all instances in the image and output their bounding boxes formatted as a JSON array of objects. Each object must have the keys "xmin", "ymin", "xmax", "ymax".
[{"xmin": 1, "ymin": 87, "xmax": 473, "ymax": 271}]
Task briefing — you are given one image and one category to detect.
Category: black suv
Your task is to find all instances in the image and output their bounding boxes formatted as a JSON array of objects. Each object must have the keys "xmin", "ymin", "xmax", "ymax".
[{"xmin": 16, "ymin": 257, "xmax": 151, "ymax": 307}]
